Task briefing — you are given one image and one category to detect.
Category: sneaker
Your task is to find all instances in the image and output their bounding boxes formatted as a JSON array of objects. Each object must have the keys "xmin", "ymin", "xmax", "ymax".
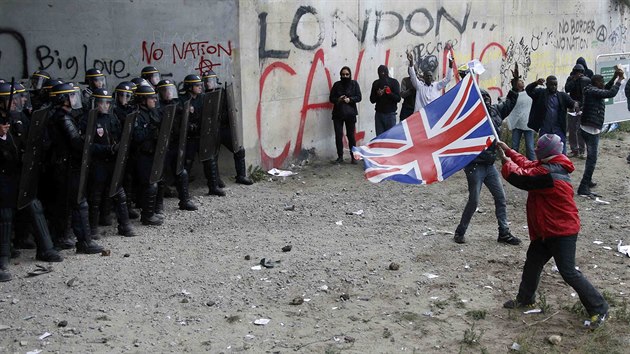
[
  {"xmin": 503, "ymin": 299, "xmax": 535, "ymax": 309},
  {"xmin": 498, "ymin": 232, "xmax": 521, "ymax": 245},
  {"xmin": 453, "ymin": 233, "xmax": 466, "ymax": 244},
  {"xmin": 585, "ymin": 312, "xmax": 608, "ymax": 329}
]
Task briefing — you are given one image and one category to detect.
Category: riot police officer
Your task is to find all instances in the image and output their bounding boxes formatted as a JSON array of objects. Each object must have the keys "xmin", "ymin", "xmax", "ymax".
[
  {"xmin": 29, "ymin": 70, "xmax": 51, "ymax": 111},
  {"xmin": 81, "ymin": 89, "xmax": 136, "ymax": 238},
  {"xmin": 113, "ymin": 82, "xmax": 140, "ymax": 220},
  {"xmin": 202, "ymin": 70, "xmax": 253, "ymax": 191},
  {"xmin": 82, "ymin": 68, "xmax": 107, "ymax": 108},
  {"xmin": 0, "ymin": 83, "xmax": 63, "ymax": 283},
  {"xmin": 141, "ymin": 66, "xmax": 161, "ymax": 88},
  {"xmin": 157, "ymin": 79, "xmax": 197, "ymax": 212},
  {"xmin": 131, "ymin": 85, "xmax": 163, "ymax": 225},
  {"xmin": 47, "ymin": 83, "xmax": 104, "ymax": 253}
]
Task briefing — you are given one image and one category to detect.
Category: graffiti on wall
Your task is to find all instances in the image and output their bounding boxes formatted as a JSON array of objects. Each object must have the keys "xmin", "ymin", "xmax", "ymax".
[{"xmin": 141, "ymin": 39, "xmax": 233, "ymax": 75}]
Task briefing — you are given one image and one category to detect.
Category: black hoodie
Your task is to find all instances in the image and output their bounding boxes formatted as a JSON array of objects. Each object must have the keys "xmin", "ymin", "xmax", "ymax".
[
  {"xmin": 369, "ymin": 65, "xmax": 401, "ymax": 113},
  {"xmin": 576, "ymin": 57, "xmax": 594, "ymax": 78}
]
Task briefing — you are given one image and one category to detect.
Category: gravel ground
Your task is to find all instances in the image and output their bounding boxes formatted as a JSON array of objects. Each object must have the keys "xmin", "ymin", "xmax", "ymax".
[{"xmin": 1, "ymin": 134, "xmax": 630, "ymax": 354}]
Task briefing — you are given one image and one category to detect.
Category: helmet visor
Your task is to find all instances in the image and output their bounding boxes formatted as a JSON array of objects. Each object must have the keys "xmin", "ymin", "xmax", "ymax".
[{"xmin": 158, "ymin": 84, "xmax": 178, "ymax": 101}]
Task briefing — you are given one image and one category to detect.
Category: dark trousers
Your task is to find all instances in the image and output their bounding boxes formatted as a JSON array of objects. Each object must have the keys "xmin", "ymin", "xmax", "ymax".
[
  {"xmin": 399, "ymin": 105, "xmax": 414, "ymax": 122},
  {"xmin": 516, "ymin": 235, "xmax": 608, "ymax": 316},
  {"xmin": 578, "ymin": 129, "xmax": 599, "ymax": 194},
  {"xmin": 375, "ymin": 112, "xmax": 397, "ymax": 136},
  {"xmin": 333, "ymin": 119, "xmax": 356, "ymax": 159},
  {"xmin": 568, "ymin": 114, "xmax": 585, "ymax": 154},
  {"xmin": 456, "ymin": 163, "xmax": 509, "ymax": 236}
]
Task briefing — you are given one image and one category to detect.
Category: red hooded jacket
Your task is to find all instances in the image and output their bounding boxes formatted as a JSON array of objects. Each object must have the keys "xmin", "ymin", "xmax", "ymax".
[{"xmin": 501, "ymin": 149, "xmax": 580, "ymax": 240}]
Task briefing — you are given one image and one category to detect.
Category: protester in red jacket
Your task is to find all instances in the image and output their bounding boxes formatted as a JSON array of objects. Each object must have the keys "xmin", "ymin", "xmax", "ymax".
[{"xmin": 497, "ymin": 134, "xmax": 608, "ymax": 329}]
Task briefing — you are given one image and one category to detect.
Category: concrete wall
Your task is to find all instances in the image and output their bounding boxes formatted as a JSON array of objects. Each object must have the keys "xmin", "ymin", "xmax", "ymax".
[{"xmin": 1, "ymin": 0, "xmax": 629, "ymax": 169}]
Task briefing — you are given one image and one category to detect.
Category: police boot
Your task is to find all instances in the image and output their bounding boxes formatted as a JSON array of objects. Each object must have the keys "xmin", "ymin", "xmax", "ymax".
[
  {"xmin": 113, "ymin": 191, "xmax": 136, "ymax": 237},
  {"xmin": 124, "ymin": 174, "xmax": 140, "ymax": 219},
  {"xmin": 88, "ymin": 197, "xmax": 101, "ymax": 240},
  {"xmin": 234, "ymin": 149, "xmax": 253, "ymax": 185},
  {"xmin": 215, "ymin": 159, "xmax": 226, "ymax": 188},
  {"xmin": 13, "ymin": 210, "xmax": 36, "ymax": 249},
  {"xmin": 155, "ymin": 183, "xmax": 165, "ymax": 219},
  {"xmin": 0, "ymin": 208, "xmax": 13, "ymax": 277},
  {"xmin": 28, "ymin": 200, "xmax": 63, "ymax": 262},
  {"xmin": 127, "ymin": 199, "xmax": 140, "ymax": 219},
  {"xmin": 99, "ymin": 197, "xmax": 113, "ymax": 226},
  {"xmin": 205, "ymin": 158, "xmax": 226, "ymax": 196},
  {"xmin": 176, "ymin": 170, "xmax": 198, "ymax": 211},
  {"xmin": 141, "ymin": 184, "xmax": 162, "ymax": 226},
  {"xmin": 51, "ymin": 218, "xmax": 75, "ymax": 250},
  {"xmin": 74, "ymin": 201, "xmax": 104, "ymax": 254}
]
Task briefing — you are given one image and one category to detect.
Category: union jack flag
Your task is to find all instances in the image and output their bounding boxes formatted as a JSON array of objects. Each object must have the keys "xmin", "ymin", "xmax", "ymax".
[{"xmin": 352, "ymin": 74, "xmax": 495, "ymax": 184}]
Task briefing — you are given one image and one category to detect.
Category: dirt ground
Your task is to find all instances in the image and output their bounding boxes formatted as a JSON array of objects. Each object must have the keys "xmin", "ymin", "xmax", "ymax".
[{"xmin": 1, "ymin": 133, "xmax": 630, "ymax": 354}]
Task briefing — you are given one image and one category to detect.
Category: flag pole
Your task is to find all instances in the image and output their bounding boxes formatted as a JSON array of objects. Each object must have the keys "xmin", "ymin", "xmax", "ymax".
[{"xmin": 467, "ymin": 72, "xmax": 502, "ymax": 143}]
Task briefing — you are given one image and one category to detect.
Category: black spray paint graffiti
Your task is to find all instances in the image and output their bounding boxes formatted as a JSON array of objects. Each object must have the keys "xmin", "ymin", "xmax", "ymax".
[
  {"xmin": 259, "ymin": 4, "xmax": 475, "ymax": 60},
  {"xmin": 36, "ymin": 44, "xmax": 130, "ymax": 80},
  {"xmin": 411, "ymin": 39, "xmax": 458, "ymax": 73},
  {"xmin": 501, "ymin": 37, "xmax": 532, "ymax": 87},
  {"xmin": 0, "ymin": 28, "xmax": 29, "ymax": 78}
]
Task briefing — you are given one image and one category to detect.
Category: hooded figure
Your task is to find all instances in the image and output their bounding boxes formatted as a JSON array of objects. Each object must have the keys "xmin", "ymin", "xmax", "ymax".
[
  {"xmin": 576, "ymin": 57, "xmax": 594, "ymax": 78},
  {"xmin": 329, "ymin": 66, "xmax": 362, "ymax": 163},
  {"xmin": 369, "ymin": 65, "xmax": 401, "ymax": 135}
]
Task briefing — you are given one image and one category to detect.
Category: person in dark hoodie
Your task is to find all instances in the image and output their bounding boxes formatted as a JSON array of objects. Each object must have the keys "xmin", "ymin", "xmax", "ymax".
[
  {"xmin": 564, "ymin": 63, "xmax": 591, "ymax": 158},
  {"xmin": 453, "ymin": 80, "xmax": 521, "ymax": 246},
  {"xmin": 576, "ymin": 68, "xmax": 624, "ymax": 197},
  {"xmin": 369, "ymin": 65, "xmax": 400, "ymax": 136},
  {"xmin": 329, "ymin": 66, "xmax": 362, "ymax": 164},
  {"xmin": 576, "ymin": 57, "xmax": 594, "ymax": 78},
  {"xmin": 498, "ymin": 134, "xmax": 608, "ymax": 329}
]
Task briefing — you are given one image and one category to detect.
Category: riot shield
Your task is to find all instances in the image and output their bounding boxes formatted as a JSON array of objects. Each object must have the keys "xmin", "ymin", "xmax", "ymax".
[
  {"xmin": 77, "ymin": 108, "xmax": 97, "ymax": 204},
  {"xmin": 226, "ymin": 83, "xmax": 244, "ymax": 153},
  {"xmin": 16, "ymin": 107, "xmax": 50, "ymax": 210},
  {"xmin": 149, "ymin": 104, "xmax": 175, "ymax": 184},
  {"xmin": 108, "ymin": 111, "xmax": 137, "ymax": 198},
  {"xmin": 199, "ymin": 89, "xmax": 222, "ymax": 162},
  {"xmin": 176, "ymin": 99, "xmax": 190, "ymax": 175}
]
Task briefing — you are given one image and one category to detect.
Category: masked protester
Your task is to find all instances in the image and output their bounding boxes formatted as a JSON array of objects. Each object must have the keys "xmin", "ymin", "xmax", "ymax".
[
  {"xmin": 329, "ymin": 66, "xmax": 361, "ymax": 164},
  {"xmin": 46, "ymin": 83, "xmax": 104, "ymax": 254},
  {"xmin": 369, "ymin": 65, "xmax": 401, "ymax": 135}
]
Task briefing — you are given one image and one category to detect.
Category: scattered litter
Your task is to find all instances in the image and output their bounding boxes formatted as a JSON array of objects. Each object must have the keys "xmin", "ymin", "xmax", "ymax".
[
  {"xmin": 593, "ymin": 241, "xmax": 603, "ymax": 245},
  {"xmin": 267, "ymin": 168, "xmax": 296, "ymax": 177},
  {"xmin": 23, "ymin": 315, "xmax": 35, "ymax": 320},
  {"xmin": 318, "ymin": 285, "xmax": 329, "ymax": 292},
  {"xmin": 57, "ymin": 320, "xmax": 68, "ymax": 327},
  {"xmin": 603, "ymin": 246, "xmax": 613, "ymax": 251},
  {"xmin": 483, "ymin": 285, "xmax": 493, "ymax": 290},
  {"xmin": 260, "ymin": 258, "xmax": 280, "ymax": 268},
  {"xmin": 523, "ymin": 309, "xmax": 542, "ymax": 314},
  {"xmin": 422, "ymin": 311, "xmax": 433, "ymax": 317},
  {"xmin": 181, "ymin": 289, "xmax": 191, "ymax": 296},
  {"xmin": 594, "ymin": 197, "xmax": 610, "ymax": 205},
  {"xmin": 27, "ymin": 264, "xmax": 52, "ymax": 277},
  {"xmin": 430, "ymin": 297, "xmax": 439, "ymax": 300},
  {"xmin": 251, "ymin": 265, "xmax": 262, "ymax": 270},
  {"xmin": 464, "ymin": 264, "xmax": 470, "ymax": 269},
  {"xmin": 345, "ymin": 209, "xmax": 363, "ymax": 216},
  {"xmin": 38, "ymin": 332, "xmax": 52, "ymax": 340},
  {"xmin": 101, "ymin": 249, "xmax": 111, "ymax": 256},
  {"xmin": 437, "ymin": 230, "xmax": 454, "ymax": 235},
  {"xmin": 618, "ymin": 241, "xmax": 630, "ymax": 257},
  {"xmin": 65, "ymin": 277, "xmax": 78, "ymax": 287},
  {"xmin": 26, "ymin": 350, "xmax": 42, "ymax": 354},
  {"xmin": 244, "ymin": 334, "xmax": 255, "ymax": 340},
  {"xmin": 335, "ymin": 220, "xmax": 343, "ymax": 226},
  {"xmin": 254, "ymin": 318, "xmax": 270, "ymax": 326},
  {"xmin": 388, "ymin": 262, "xmax": 400, "ymax": 271},
  {"xmin": 422, "ymin": 230, "xmax": 434, "ymax": 236},
  {"xmin": 510, "ymin": 342, "xmax": 521, "ymax": 351},
  {"xmin": 283, "ymin": 204, "xmax": 295, "ymax": 211},
  {"xmin": 422, "ymin": 273, "xmax": 439, "ymax": 279}
]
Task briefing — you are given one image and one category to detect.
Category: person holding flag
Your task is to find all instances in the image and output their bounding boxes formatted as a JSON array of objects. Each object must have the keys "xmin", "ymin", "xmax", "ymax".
[{"xmin": 453, "ymin": 69, "xmax": 522, "ymax": 245}]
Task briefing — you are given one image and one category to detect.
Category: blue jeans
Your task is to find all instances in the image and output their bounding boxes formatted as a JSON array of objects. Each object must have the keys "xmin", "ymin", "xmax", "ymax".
[
  {"xmin": 511, "ymin": 129, "xmax": 536, "ymax": 160},
  {"xmin": 578, "ymin": 129, "xmax": 599, "ymax": 194},
  {"xmin": 516, "ymin": 235, "xmax": 608, "ymax": 316},
  {"xmin": 456, "ymin": 163, "xmax": 509, "ymax": 236},
  {"xmin": 375, "ymin": 111, "xmax": 397, "ymax": 136}
]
